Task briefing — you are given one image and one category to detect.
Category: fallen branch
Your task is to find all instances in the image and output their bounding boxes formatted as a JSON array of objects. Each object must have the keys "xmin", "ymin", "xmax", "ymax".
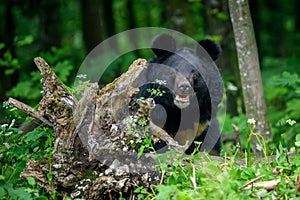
[
  {"xmin": 243, "ymin": 177, "xmax": 281, "ymax": 190},
  {"xmin": 150, "ymin": 121, "xmax": 189, "ymax": 153},
  {"xmin": 8, "ymin": 98, "xmax": 52, "ymax": 127},
  {"xmin": 242, "ymin": 174, "xmax": 266, "ymax": 189}
]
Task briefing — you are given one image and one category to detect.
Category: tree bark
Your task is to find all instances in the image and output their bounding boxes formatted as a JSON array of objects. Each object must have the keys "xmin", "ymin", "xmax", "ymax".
[
  {"xmin": 228, "ymin": 0, "xmax": 271, "ymax": 156},
  {"xmin": 100, "ymin": 0, "xmax": 115, "ymax": 38},
  {"xmin": 81, "ymin": 0, "xmax": 103, "ymax": 53},
  {"xmin": 37, "ymin": 0, "xmax": 62, "ymax": 50}
]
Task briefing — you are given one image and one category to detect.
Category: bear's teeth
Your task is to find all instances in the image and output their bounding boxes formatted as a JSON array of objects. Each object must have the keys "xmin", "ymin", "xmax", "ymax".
[
  {"xmin": 174, "ymin": 95, "xmax": 190, "ymax": 109},
  {"xmin": 176, "ymin": 95, "xmax": 189, "ymax": 102}
]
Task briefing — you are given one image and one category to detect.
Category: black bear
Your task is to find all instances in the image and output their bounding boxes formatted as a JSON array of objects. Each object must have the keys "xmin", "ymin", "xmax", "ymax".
[{"xmin": 135, "ymin": 34, "xmax": 223, "ymax": 155}]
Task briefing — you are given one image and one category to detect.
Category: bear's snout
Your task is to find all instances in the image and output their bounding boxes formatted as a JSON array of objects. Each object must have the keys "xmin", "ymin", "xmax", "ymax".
[
  {"xmin": 173, "ymin": 74, "xmax": 193, "ymax": 109},
  {"xmin": 178, "ymin": 83, "xmax": 192, "ymax": 95}
]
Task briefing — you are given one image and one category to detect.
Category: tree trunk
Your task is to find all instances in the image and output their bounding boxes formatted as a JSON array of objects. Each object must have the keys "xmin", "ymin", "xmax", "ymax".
[
  {"xmin": 100, "ymin": 0, "xmax": 115, "ymax": 38},
  {"xmin": 37, "ymin": 0, "xmax": 62, "ymax": 50},
  {"xmin": 100, "ymin": 0, "xmax": 118, "ymax": 51},
  {"xmin": 81, "ymin": 0, "xmax": 103, "ymax": 53},
  {"xmin": 228, "ymin": 0, "xmax": 271, "ymax": 156}
]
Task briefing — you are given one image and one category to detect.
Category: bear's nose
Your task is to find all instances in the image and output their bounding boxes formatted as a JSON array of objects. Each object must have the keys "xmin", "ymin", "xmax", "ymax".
[{"xmin": 178, "ymin": 84, "xmax": 192, "ymax": 94}]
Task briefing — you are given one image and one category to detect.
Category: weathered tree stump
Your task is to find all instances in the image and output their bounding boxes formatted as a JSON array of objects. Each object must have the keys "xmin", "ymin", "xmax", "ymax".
[{"xmin": 8, "ymin": 57, "xmax": 192, "ymax": 199}]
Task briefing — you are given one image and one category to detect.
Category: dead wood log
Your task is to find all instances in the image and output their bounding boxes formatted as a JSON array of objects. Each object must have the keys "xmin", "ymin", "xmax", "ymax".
[{"xmin": 8, "ymin": 57, "xmax": 191, "ymax": 199}]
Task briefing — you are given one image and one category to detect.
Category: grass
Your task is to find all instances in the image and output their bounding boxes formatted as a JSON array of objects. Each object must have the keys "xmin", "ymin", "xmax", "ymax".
[{"xmin": 134, "ymin": 119, "xmax": 300, "ymax": 200}]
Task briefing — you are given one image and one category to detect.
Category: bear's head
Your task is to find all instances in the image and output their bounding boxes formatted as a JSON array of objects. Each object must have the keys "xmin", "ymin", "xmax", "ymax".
[{"xmin": 149, "ymin": 34, "xmax": 221, "ymax": 109}]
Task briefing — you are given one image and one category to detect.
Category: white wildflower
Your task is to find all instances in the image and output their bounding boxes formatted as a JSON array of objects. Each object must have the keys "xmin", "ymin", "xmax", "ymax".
[
  {"xmin": 154, "ymin": 79, "xmax": 167, "ymax": 85},
  {"xmin": 227, "ymin": 82, "xmax": 238, "ymax": 91},
  {"xmin": 256, "ymin": 143, "xmax": 262, "ymax": 151},
  {"xmin": 247, "ymin": 118, "xmax": 256, "ymax": 125},
  {"xmin": 76, "ymin": 74, "xmax": 87, "ymax": 79},
  {"xmin": 1, "ymin": 124, "xmax": 8, "ymax": 128},
  {"xmin": 286, "ymin": 119, "xmax": 296, "ymax": 126},
  {"xmin": 8, "ymin": 119, "xmax": 15, "ymax": 128}
]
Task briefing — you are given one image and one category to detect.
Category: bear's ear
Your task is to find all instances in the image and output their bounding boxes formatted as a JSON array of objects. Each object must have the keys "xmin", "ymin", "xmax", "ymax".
[
  {"xmin": 151, "ymin": 34, "xmax": 176, "ymax": 57},
  {"xmin": 197, "ymin": 39, "xmax": 221, "ymax": 61}
]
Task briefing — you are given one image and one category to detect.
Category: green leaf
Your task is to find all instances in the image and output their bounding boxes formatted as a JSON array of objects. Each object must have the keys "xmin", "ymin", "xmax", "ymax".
[
  {"xmin": 156, "ymin": 185, "xmax": 177, "ymax": 200},
  {"xmin": 27, "ymin": 176, "xmax": 36, "ymax": 187},
  {"xmin": 7, "ymin": 80, "xmax": 42, "ymax": 100},
  {"xmin": 5, "ymin": 161, "xmax": 26, "ymax": 184},
  {"xmin": 137, "ymin": 145, "xmax": 145, "ymax": 159},
  {"xmin": 47, "ymin": 172, "xmax": 53, "ymax": 184},
  {"xmin": 51, "ymin": 190, "xmax": 58, "ymax": 200},
  {"xmin": 3, "ymin": 183, "xmax": 15, "ymax": 198},
  {"xmin": 177, "ymin": 191, "xmax": 193, "ymax": 200},
  {"xmin": 167, "ymin": 172, "xmax": 178, "ymax": 185},
  {"xmin": 0, "ymin": 175, "xmax": 5, "ymax": 180},
  {"xmin": 295, "ymin": 134, "xmax": 300, "ymax": 147},
  {"xmin": 14, "ymin": 187, "xmax": 32, "ymax": 200},
  {"xmin": 0, "ymin": 187, "xmax": 5, "ymax": 198},
  {"xmin": 17, "ymin": 35, "xmax": 34, "ymax": 46},
  {"xmin": 286, "ymin": 99, "xmax": 300, "ymax": 119},
  {"xmin": 0, "ymin": 43, "xmax": 5, "ymax": 50},
  {"xmin": 24, "ymin": 129, "xmax": 45, "ymax": 143},
  {"xmin": 271, "ymin": 72, "xmax": 299, "ymax": 86},
  {"xmin": 137, "ymin": 194, "xmax": 144, "ymax": 200},
  {"xmin": 292, "ymin": 153, "xmax": 300, "ymax": 166}
]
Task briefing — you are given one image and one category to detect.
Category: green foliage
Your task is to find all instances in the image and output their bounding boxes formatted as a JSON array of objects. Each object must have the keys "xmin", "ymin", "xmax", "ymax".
[
  {"xmin": 0, "ymin": 35, "xmax": 34, "ymax": 75},
  {"xmin": 245, "ymin": 118, "xmax": 270, "ymax": 168},
  {"xmin": 0, "ymin": 107, "xmax": 54, "ymax": 199},
  {"xmin": 146, "ymin": 79, "xmax": 167, "ymax": 98},
  {"xmin": 7, "ymin": 62, "xmax": 73, "ymax": 104},
  {"xmin": 135, "ymin": 119, "xmax": 300, "ymax": 200},
  {"xmin": 2, "ymin": 101, "xmax": 26, "ymax": 122},
  {"xmin": 7, "ymin": 72, "xmax": 42, "ymax": 102},
  {"xmin": 0, "ymin": 37, "xmax": 77, "ymax": 108},
  {"xmin": 221, "ymin": 113, "xmax": 248, "ymax": 154},
  {"xmin": 137, "ymin": 136, "xmax": 153, "ymax": 159},
  {"xmin": 147, "ymin": 88, "xmax": 165, "ymax": 98},
  {"xmin": 125, "ymin": 115, "xmax": 153, "ymax": 159},
  {"xmin": 272, "ymin": 71, "xmax": 299, "ymax": 86},
  {"xmin": 136, "ymin": 152, "xmax": 249, "ymax": 199},
  {"xmin": 71, "ymin": 78, "xmax": 92, "ymax": 100},
  {"xmin": 0, "ymin": 44, "xmax": 20, "ymax": 75},
  {"xmin": 127, "ymin": 80, "xmax": 168, "ymax": 159},
  {"xmin": 262, "ymin": 59, "xmax": 300, "ymax": 148}
]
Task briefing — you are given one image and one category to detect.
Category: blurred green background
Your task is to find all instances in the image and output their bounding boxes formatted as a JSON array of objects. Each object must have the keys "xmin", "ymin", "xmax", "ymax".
[{"xmin": 0, "ymin": 0, "xmax": 299, "ymax": 147}]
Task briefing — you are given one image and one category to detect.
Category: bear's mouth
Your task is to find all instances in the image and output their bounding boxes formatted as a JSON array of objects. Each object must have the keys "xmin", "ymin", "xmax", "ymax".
[{"xmin": 174, "ymin": 95, "xmax": 190, "ymax": 109}]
